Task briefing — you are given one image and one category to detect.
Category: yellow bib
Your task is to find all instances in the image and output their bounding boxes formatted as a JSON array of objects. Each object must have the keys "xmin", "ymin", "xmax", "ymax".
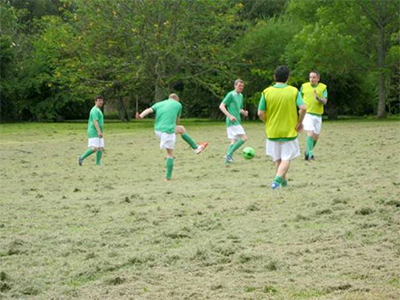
[
  {"xmin": 301, "ymin": 82, "xmax": 327, "ymax": 115},
  {"xmin": 263, "ymin": 86, "xmax": 299, "ymax": 139}
]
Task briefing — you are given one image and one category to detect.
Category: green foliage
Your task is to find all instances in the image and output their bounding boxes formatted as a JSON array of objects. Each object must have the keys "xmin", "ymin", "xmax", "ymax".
[{"xmin": 0, "ymin": 0, "xmax": 399, "ymax": 121}]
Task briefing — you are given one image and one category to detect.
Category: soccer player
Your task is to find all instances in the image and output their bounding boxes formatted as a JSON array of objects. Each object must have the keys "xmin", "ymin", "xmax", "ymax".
[
  {"xmin": 78, "ymin": 95, "xmax": 105, "ymax": 166},
  {"xmin": 301, "ymin": 71, "xmax": 328, "ymax": 161},
  {"xmin": 258, "ymin": 66, "xmax": 307, "ymax": 190},
  {"xmin": 135, "ymin": 93, "xmax": 208, "ymax": 181},
  {"xmin": 219, "ymin": 79, "xmax": 248, "ymax": 164}
]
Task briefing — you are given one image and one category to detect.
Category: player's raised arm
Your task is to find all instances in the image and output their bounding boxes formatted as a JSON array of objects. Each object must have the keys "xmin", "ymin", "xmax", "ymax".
[{"xmin": 136, "ymin": 108, "xmax": 154, "ymax": 119}]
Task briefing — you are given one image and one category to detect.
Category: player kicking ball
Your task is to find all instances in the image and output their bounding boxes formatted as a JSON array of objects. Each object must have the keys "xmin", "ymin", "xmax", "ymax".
[
  {"xmin": 78, "ymin": 95, "xmax": 105, "ymax": 166},
  {"xmin": 136, "ymin": 93, "xmax": 208, "ymax": 181}
]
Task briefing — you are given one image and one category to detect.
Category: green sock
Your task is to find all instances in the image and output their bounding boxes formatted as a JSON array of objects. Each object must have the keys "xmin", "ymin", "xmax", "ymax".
[
  {"xmin": 273, "ymin": 175, "xmax": 283, "ymax": 185},
  {"xmin": 313, "ymin": 139, "xmax": 318, "ymax": 148},
  {"xmin": 166, "ymin": 158, "xmax": 174, "ymax": 180},
  {"xmin": 181, "ymin": 133, "xmax": 198, "ymax": 149},
  {"xmin": 80, "ymin": 148, "xmax": 94, "ymax": 160},
  {"xmin": 306, "ymin": 136, "xmax": 314, "ymax": 156},
  {"xmin": 96, "ymin": 150, "xmax": 103, "ymax": 165},
  {"xmin": 227, "ymin": 143, "xmax": 234, "ymax": 154},
  {"xmin": 227, "ymin": 139, "xmax": 245, "ymax": 156},
  {"xmin": 282, "ymin": 179, "xmax": 288, "ymax": 187}
]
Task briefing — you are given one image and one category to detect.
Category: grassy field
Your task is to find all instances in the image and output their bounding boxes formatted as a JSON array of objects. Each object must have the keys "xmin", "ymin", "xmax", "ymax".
[{"xmin": 0, "ymin": 119, "xmax": 399, "ymax": 300}]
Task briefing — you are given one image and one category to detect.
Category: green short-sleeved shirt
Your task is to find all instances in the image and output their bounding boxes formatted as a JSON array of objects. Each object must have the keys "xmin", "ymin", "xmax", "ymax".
[
  {"xmin": 258, "ymin": 83, "xmax": 304, "ymax": 141},
  {"xmin": 151, "ymin": 99, "xmax": 182, "ymax": 134},
  {"xmin": 87, "ymin": 106, "xmax": 104, "ymax": 138},
  {"xmin": 222, "ymin": 90, "xmax": 244, "ymax": 127}
]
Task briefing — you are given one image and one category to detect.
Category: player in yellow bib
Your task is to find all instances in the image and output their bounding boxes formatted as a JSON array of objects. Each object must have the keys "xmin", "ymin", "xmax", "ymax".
[
  {"xmin": 78, "ymin": 95, "xmax": 105, "ymax": 166},
  {"xmin": 301, "ymin": 71, "xmax": 328, "ymax": 161},
  {"xmin": 258, "ymin": 66, "xmax": 307, "ymax": 190},
  {"xmin": 136, "ymin": 93, "xmax": 208, "ymax": 181}
]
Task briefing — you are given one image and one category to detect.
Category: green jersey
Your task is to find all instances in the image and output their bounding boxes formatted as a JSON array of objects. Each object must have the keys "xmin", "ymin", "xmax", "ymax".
[
  {"xmin": 151, "ymin": 99, "xmax": 182, "ymax": 134},
  {"xmin": 87, "ymin": 106, "xmax": 104, "ymax": 138},
  {"xmin": 222, "ymin": 90, "xmax": 244, "ymax": 127}
]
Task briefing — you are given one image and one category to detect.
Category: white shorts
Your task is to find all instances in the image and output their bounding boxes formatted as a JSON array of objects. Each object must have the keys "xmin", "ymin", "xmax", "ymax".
[
  {"xmin": 88, "ymin": 137, "xmax": 104, "ymax": 148},
  {"xmin": 266, "ymin": 139, "xmax": 300, "ymax": 161},
  {"xmin": 303, "ymin": 113, "xmax": 322, "ymax": 134},
  {"xmin": 155, "ymin": 131, "xmax": 176, "ymax": 149},
  {"xmin": 227, "ymin": 125, "xmax": 246, "ymax": 140}
]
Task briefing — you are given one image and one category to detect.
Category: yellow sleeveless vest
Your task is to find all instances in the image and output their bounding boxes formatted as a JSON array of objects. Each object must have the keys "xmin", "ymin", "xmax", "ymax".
[
  {"xmin": 301, "ymin": 82, "xmax": 327, "ymax": 115},
  {"xmin": 263, "ymin": 86, "xmax": 299, "ymax": 139}
]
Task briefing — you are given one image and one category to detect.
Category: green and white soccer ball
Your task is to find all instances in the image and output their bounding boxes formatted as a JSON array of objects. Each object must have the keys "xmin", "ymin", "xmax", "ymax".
[{"xmin": 242, "ymin": 147, "xmax": 255, "ymax": 159}]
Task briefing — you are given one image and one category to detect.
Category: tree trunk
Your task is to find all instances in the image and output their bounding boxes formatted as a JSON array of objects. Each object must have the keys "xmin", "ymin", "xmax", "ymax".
[
  {"xmin": 326, "ymin": 99, "xmax": 338, "ymax": 120},
  {"xmin": 376, "ymin": 27, "xmax": 387, "ymax": 118},
  {"xmin": 118, "ymin": 97, "xmax": 130, "ymax": 122}
]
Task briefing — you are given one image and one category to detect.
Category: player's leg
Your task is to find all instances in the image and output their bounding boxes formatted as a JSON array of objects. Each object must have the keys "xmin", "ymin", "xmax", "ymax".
[
  {"xmin": 165, "ymin": 148, "xmax": 174, "ymax": 181},
  {"xmin": 176, "ymin": 125, "xmax": 208, "ymax": 154},
  {"xmin": 157, "ymin": 131, "xmax": 176, "ymax": 181},
  {"xmin": 310, "ymin": 117, "xmax": 321, "ymax": 158},
  {"xmin": 306, "ymin": 131, "xmax": 314, "ymax": 159},
  {"xmin": 271, "ymin": 139, "xmax": 300, "ymax": 189},
  {"xmin": 95, "ymin": 138, "xmax": 105, "ymax": 165},
  {"xmin": 266, "ymin": 140, "xmax": 282, "ymax": 189},
  {"xmin": 228, "ymin": 134, "xmax": 247, "ymax": 156},
  {"xmin": 226, "ymin": 126, "xmax": 247, "ymax": 162},
  {"xmin": 303, "ymin": 113, "xmax": 314, "ymax": 160},
  {"xmin": 79, "ymin": 138, "xmax": 99, "ymax": 166}
]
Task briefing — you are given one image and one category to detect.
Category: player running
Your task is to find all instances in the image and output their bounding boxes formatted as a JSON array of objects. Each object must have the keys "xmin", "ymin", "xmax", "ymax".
[
  {"xmin": 258, "ymin": 66, "xmax": 307, "ymax": 189},
  {"xmin": 301, "ymin": 71, "xmax": 328, "ymax": 161},
  {"xmin": 219, "ymin": 79, "xmax": 248, "ymax": 164}
]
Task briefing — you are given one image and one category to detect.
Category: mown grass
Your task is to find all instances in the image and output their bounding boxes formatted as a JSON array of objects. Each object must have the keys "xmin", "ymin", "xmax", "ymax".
[{"xmin": 0, "ymin": 119, "xmax": 399, "ymax": 300}]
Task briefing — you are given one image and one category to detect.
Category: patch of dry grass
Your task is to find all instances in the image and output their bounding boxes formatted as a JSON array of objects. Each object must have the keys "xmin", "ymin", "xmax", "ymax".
[{"xmin": 0, "ymin": 120, "xmax": 399, "ymax": 299}]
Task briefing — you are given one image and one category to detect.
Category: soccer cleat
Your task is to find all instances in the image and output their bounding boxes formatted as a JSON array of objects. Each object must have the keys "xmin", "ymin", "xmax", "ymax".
[
  {"xmin": 224, "ymin": 154, "xmax": 234, "ymax": 163},
  {"xmin": 308, "ymin": 155, "xmax": 315, "ymax": 161},
  {"xmin": 195, "ymin": 142, "xmax": 209, "ymax": 154},
  {"xmin": 304, "ymin": 151, "xmax": 309, "ymax": 161},
  {"xmin": 78, "ymin": 157, "xmax": 83, "ymax": 166},
  {"xmin": 271, "ymin": 182, "xmax": 280, "ymax": 190}
]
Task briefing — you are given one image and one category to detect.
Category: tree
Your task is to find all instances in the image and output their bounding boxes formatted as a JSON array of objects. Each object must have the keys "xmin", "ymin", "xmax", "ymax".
[
  {"xmin": 285, "ymin": 0, "xmax": 399, "ymax": 118},
  {"xmin": 355, "ymin": 0, "xmax": 399, "ymax": 117}
]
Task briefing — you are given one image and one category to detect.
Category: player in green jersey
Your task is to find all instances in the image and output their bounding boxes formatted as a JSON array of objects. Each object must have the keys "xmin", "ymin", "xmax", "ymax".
[
  {"xmin": 258, "ymin": 66, "xmax": 307, "ymax": 189},
  {"xmin": 301, "ymin": 71, "xmax": 328, "ymax": 161},
  {"xmin": 219, "ymin": 79, "xmax": 248, "ymax": 164},
  {"xmin": 136, "ymin": 93, "xmax": 208, "ymax": 181},
  {"xmin": 78, "ymin": 95, "xmax": 105, "ymax": 166}
]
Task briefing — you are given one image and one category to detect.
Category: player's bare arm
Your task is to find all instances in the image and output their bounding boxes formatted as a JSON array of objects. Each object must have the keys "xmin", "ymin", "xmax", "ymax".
[
  {"xmin": 136, "ymin": 108, "xmax": 154, "ymax": 119},
  {"xmin": 219, "ymin": 103, "xmax": 236, "ymax": 122},
  {"xmin": 93, "ymin": 120, "xmax": 103, "ymax": 138},
  {"xmin": 296, "ymin": 104, "xmax": 307, "ymax": 132},
  {"xmin": 257, "ymin": 110, "xmax": 266, "ymax": 123},
  {"xmin": 313, "ymin": 90, "xmax": 327, "ymax": 105}
]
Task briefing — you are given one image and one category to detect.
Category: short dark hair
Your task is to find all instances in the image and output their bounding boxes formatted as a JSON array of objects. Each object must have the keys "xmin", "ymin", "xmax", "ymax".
[
  {"xmin": 95, "ymin": 95, "xmax": 104, "ymax": 101},
  {"xmin": 274, "ymin": 65, "xmax": 290, "ymax": 82},
  {"xmin": 309, "ymin": 70, "xmax": 320, "ymax": 78}
]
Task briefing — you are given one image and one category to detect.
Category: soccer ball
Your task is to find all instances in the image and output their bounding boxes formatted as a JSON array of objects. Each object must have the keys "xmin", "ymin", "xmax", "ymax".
[{"xmin": 242, "ymin": 147, "xmax": 255, "ymax": 159}]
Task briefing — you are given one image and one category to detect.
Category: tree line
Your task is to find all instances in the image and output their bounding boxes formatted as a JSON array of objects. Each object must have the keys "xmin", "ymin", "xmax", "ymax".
[{"xmin": 1, "ymin": 0, "xmax": 399, "ymax": 122}]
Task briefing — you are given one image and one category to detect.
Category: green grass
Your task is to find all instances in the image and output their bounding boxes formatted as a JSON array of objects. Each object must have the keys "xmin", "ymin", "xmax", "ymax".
[{"xmin": 0, "ymin": 119, "xmax": 399, "ymax": 300}]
